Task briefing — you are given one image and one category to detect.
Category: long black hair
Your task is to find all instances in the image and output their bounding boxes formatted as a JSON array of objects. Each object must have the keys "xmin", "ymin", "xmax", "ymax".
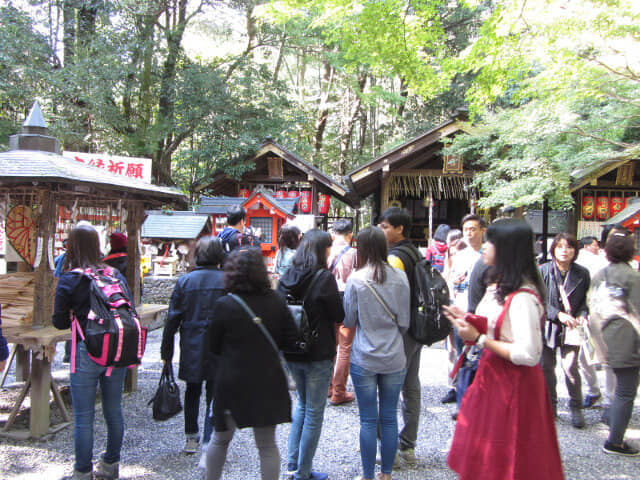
[
  {"xmin": 291, "ymin": 229, "xmax": 332, "ymax": 270},
  {"xmin": 224, "ymin": 248, "xmax": 271, "ymax": 294},
  {"xmin": 485, "ymin": 218, "xmax": 545, "ymax": 304},
  {"xmin": 356, "ymin": 226, "xmax": 388, "ymax": 284}
]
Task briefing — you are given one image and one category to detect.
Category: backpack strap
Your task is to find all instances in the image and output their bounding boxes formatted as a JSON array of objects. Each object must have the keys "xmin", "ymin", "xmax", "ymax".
[
  {"xmin": 495, "ymin": 288, "xmax": 544, "ymax": 340},
  {"xmin": 302, "ymin": 269, "xmax": 325, "ymax": 304},
  {"xmin": 329, "ymin": 245, "xmax": 351, "ymax": 273},
  {"xmin": 103, "ymin": 252, "xmax": 127, "ymax": 262}
]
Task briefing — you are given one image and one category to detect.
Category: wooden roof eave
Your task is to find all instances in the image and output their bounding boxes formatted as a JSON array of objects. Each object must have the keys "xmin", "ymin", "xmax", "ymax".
[
  {"xmin": 0, "ymin": 178, "xmax": 186, "ymax": 207},
  {"xmin": 347, "ymin": 118, "xmax": 471, "ymax": 194},
  {"xmin": 569, "ymin": 156, "xmax": 635, "ymax": 193}
]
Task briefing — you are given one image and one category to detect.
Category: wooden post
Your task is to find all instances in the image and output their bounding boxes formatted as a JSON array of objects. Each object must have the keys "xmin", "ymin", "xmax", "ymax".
[
  {"xmin": 33, "ymin": 190, "xmax": 56, "ymax": 326},
  {"xmin": 311, "ymin": 183, "xmax": 318, "ymax": 216},
  {"xmin": 30, "ymin": 354, "xmax": 51, "ymax": 438},
  {"xmin": 380, "ymin": 172, "xmax": 391, "ymax": 212},
  {"xmin": 15, "ymin": 345, "xmax": 30, "ymax": 382},
  {"xmin": 125, "ymin": 202, "xmax": 143, "ymax": 305},
  {"xmin": 125, "ymin": 202, "xmax": 144, "ymax": 392}
]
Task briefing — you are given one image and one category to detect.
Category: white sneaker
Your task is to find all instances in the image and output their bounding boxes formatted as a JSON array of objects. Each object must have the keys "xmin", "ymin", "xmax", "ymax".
[{"xmin": 198, "ymin": 441, "xmax": 209, "ymax": 469}]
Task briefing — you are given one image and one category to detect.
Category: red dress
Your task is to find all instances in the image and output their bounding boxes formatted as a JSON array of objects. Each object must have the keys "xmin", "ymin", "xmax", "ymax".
[{"xmin": 448, "ymin": 290, "xmax": 565, "ymax": 480}]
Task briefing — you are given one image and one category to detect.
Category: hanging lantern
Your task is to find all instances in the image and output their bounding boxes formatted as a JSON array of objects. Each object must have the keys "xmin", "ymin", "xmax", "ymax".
[
  {"xmin": 582, "ymin": 195, "xmax": 595, "ymax": 220},
  {"xmin": 610, "ymin": 196, "xmax": 624, "ymax": 217},
  {"xmin": 287, "ymin": 190, "xmax": 300, "ymax": 198},
  {"xmin": 596, "ymin": 196, "xmax": 609, "ymax": 220},
  {"xmin": 299, "ymin": 190, "xmax": 312, "ymax": 213},
  {"xmin": 275, "ymin": 190, "xmax": 287, "ymax": 199},
  {"xmin": 318, "ymin": 193, "xmax": 331, "ymax": 215},
  {"xmin": 238, "ymin": 189, "xmax": 250, "ymax": 198}
]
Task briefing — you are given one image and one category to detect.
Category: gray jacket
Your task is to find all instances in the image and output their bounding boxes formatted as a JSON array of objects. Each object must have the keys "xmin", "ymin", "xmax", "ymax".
[
  {"xmin": 343, "ymin": 264, "xmax": 410, "ymax": 374},
  {"xmin": 589, "ymin": 262, "xmax": 640, "ymax": 368}
]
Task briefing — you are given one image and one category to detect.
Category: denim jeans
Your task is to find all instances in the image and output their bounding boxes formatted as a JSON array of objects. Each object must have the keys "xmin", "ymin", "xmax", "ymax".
[
  {"xmin": 350, "ymin": 363, "xmax": 406, "ymax": 478},
  {"xmin": 287, "ymin": 359, "xmax": 333, "ymax": 479},
  {"xmin": 70, "ymin": 341, "xmax": 126, "ymax": 473},
  {"xmin": 185, "ymin": 380, "xmax": 214, "ymax": 443}
]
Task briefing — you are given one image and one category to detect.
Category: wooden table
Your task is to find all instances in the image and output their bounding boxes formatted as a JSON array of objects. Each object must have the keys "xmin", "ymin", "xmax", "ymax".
[
  {"xmin": 0, "ymin": 304, "xmax": 168, "ymax": 439},
  {"xmin": 0, "ymin": 325, "xmax": 71, "ymax": 440}
]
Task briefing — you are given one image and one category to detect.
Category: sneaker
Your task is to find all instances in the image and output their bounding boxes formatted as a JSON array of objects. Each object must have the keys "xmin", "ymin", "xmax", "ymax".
[
  {"xmin": 183, "ymin": 435, "xmax": 200, "ymax": 454},
  {"xmin": 330, "ymin": 391, "xmax": 355, "ymax": 406},
  {"xmin": 295, "ymin": 472, "xmax": 328, "ymax": 480},
  {"xmin": 69, "ymin": 470, "xmax": 92, "ymax": 480},
  {"xmin": 583, "ymin": 393, "xmax": 601, "ymax": 408},
  {"xmin": 570, "ymin": 408, "xmax": 585, "ymax": 429},
  {"xmin": 440, "ymin": 388, "xmax": 457, "ymax": 404},
  {"xmin": 94, "ymin": 456, "xmax": 119, "ymax": 480},
  {"xmin": 397, "ymin": 447, "xmax": 416, "ymax": 466},
  {"xmin": 603, "ymin": 441, "xmax": 640, "ymax": 457}
]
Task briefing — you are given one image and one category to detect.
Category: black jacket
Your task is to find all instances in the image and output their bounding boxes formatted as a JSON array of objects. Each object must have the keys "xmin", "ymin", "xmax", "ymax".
[
  {"xmin": 540, "ymin": 261, "xmax": 590, "ymax": 348},
  {"xmin": 209, "ymin": 291, "xmax": 297, "ymax": 430},
  {"xmin": 161, "ymin": 266, "xmax": 225, "ymax": 383},
  {"xmin": 277, "ymin": 265, "xmax": 344, "ymax": 362}
]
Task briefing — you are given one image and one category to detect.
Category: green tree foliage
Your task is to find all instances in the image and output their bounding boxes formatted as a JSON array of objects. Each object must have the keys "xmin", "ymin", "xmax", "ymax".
[{"xmin": 446, "ymin": 0, "xmax": 640, "ymax": 208}]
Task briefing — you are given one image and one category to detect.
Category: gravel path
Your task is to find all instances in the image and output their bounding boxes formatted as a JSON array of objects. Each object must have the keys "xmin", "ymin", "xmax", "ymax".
[{"xmin": 1, "ymin": 328, "xmax": 639, "ymax": 480}]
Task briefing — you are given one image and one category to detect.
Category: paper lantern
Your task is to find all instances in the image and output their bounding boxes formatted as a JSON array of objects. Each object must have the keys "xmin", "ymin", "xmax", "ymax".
[
  {"xmin": 596, "ymin": 196, "xmax": 609, "ymax": 220},
  {"xmin": 238, "ymin": 189, "xmax": 250, "ymax": 198},
  {"xmin": 610, "ymin": 197, "xmax": 624, "ymax": 217},
  {"xmin": 299, "ymin": 190, "xmax": 312, "ymax": 213},
  {"xmin": 582, "ymin": 195, "xmax": 595, "ymax": 220},
  {"xmin": 318, "ymin": 193, "xmax": 331, "ymax": 215},
  {"xmin": 287, "ymin": 191, "xmax": 300, "ymax": 198},
  {"xmin": 275, "ymin": 190, "xmax": 287, "ymax": 199}
]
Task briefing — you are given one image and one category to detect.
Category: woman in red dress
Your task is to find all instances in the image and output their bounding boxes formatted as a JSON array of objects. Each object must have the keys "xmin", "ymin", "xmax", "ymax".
[{"xmin": 443, "ymin": 218, "xmax": 564, "ymax": 480}]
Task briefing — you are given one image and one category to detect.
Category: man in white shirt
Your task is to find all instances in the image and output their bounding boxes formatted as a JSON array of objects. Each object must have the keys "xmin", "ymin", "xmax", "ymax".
[{"xmin": 576, "ymin": 236, "xmax": 609, "ymax": 408}]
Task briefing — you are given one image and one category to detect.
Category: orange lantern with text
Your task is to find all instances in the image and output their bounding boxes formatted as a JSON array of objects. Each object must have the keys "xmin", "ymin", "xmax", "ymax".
[
  {"xmin": 596, "ymin": 196, "xmax": 609, "ymax": 220},
  {"xmin": 610, "ymin": 197, "xmax": 624, "ymax": 217},
  {"xmin": 318, "ymin": 193, "xmax": 331, "ymax": 215},
  {"xmin": 275, "ymin": 190, "xmax": 286, "ymax": 199},
  {"xmin": 299, "ymin": 190, "xmax": 312, "ymax": 213},
  {"xmin": 238, "ymin": 189, "xmax": 250, "ymax": 198},
  {"xmin": 582, "ymin": 195, "xmax": 595, "ymax": 220},
  {"xmin": 287, "ymin": 191, "xmax": 300, "ymax": 198}
]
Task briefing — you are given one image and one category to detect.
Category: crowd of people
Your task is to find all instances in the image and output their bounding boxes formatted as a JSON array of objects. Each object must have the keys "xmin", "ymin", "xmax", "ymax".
[{"xmin": 2, "ymin": 202, "xmax": 631, "ymax": 480}]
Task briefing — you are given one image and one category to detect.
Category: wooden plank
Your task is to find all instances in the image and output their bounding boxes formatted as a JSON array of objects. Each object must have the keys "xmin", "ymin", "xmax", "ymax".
[
  {"xmin": 29, "ymin": 355, "xmax": 52, "ymax": 438},
  {"xmin": 2, "ymin": 378, "xmax": 30, "ymax": 432}
]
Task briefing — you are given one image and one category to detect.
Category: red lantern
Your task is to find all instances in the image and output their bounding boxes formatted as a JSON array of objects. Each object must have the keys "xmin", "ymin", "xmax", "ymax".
[
  {"xmin": 275, "ymin": 190, "xmax": 286, "ymax": 198},
  {"xmin": 287, "ymin": 191, "xmax": 300, "ymax": 198},
  {"xmin": 299, "ymin": 190, "xmax": 312, "ymax": 213},
  {"xmin": 238, "ymin": 189, "xmax": 250, "ymax": 198},
  {"xmin": 318, "ymin": 193, "xmax": 331, "ymax": 215},
  {"xmin": 610, "ymin": 197, "xmax": 624, "ymax": 217},
  {"xmin": 582, "ymin": 195, "xmax": 595, "ymax": 220},
  {"xmin": 596, "ymin": 196, "xmax": 609, "ymax": 220}
]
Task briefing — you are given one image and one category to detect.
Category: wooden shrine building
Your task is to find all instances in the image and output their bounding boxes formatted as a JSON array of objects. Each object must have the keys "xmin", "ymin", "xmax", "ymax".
[
  {"xmin": 192, "ymin": 137, "xmax": 359, "ymax": 222},
  {"xmin": 346, "ymin": 111, "xmax": 477, "ymax": 246},
  {"xmin": 0, "ymin": 102, "xmax": 185, "ymax": 439}
]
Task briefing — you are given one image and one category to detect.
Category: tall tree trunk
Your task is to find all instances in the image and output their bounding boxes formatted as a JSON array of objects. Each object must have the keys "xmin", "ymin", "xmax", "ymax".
[
  {"xmin": 62, "ymin": 0, "xmax": 75, "ymax": 65},
  {"xmin": 338, "ymin": 73, "xmax": 367, "ymax": 175},
  {"xmin": 272, "ymin": 31, "xmax": 287, "ymax": 85},
  {"xmin": 153, "ymin": 0, "xmax": 189, "ymax": 185},
  {"xmin": 313, "ymin": 60, "xmax": 334, "ymax": 155}
]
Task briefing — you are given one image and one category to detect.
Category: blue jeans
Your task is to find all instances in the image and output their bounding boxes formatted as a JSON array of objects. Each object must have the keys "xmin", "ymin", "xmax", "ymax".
[
  {"xmin": 70, "ymin": 342, "xmax": 126, "ymax": 473},
  {"xmin": 287, "ymin": 359, "xmax": 333, "ymax": 479},
  {"xmin": 350, "ymin": 363, "xmax": 406, "ymax": 478}
]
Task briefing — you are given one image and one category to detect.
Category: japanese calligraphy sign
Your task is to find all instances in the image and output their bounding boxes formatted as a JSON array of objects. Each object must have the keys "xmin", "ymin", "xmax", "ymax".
[{"xmin": 64, "ymin": 151, "xmax": 152, "ymax": 183}]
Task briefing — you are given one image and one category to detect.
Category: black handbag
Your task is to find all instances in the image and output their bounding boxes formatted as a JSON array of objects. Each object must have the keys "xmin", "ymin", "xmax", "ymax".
[{"xmin": 148, "ymin": 362, "xmax": 182, "ymax": 421}]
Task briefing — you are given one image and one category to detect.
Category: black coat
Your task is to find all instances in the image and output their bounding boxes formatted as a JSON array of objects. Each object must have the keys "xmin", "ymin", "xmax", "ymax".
[
  {"xmin": 209, "ymin": 291, "xmax": 297, "ymax": 430},
  {"xmin": 277, "ymin": 266, "xmax": 344, "ymax": 362},
  {"xmin": 161, "ymin": 266, "xmax": 225, "ymax": 383},
  {"xmin": 539, "ymin": 261, "xmax": 590, "ymax": 348}
]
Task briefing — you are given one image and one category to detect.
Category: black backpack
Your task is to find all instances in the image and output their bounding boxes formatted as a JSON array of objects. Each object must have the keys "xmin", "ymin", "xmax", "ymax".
[
  {"xmin": 283, "ymin": 269, "xmax": 324, "ymax": 355},
  {"xmin": 390, "ymin": 245, "xmax": 451, "ymax": 346},
  {"xmin": 71, "ymin": 267, "xmax": 146, "ymax": 370}
]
